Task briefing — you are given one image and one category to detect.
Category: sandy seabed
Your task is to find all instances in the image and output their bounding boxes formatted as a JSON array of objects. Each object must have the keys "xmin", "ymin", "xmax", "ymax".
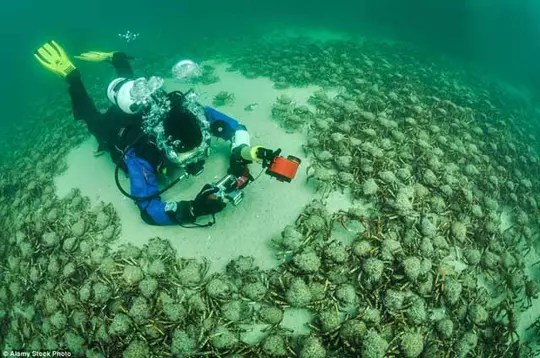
[
  {"xmin": 54, "ymin": 63, "xmax": 351, "ymax": 273},
  {"xmin": 53, "ymin": 61, "xmax": 540, "ymax": 343}
]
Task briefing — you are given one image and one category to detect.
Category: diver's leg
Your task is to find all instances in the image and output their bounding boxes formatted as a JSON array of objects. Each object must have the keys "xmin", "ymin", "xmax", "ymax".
[
  {"xmin": 204, "ymin": 106, "xmax": 250, "ymax": 153},
  {"xmin": 111, "ymin": 52, "xmax": 134, "ymax": 78},
  {"xmin": 66, "ymin": 70, "xmax": 100, "ymax": 122},
  {"xmin": 123, "ymin": 149, "xmax": 177, "ymax": 225},
  {"xmin": 66, "ymin": 70, "xmax": 110, "ymax": 150}
]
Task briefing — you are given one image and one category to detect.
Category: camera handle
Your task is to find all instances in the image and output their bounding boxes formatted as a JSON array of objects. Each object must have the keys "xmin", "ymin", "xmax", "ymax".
[{"xmin": 240, "ymin": 145, "xmax": 280, "ymax": 164}]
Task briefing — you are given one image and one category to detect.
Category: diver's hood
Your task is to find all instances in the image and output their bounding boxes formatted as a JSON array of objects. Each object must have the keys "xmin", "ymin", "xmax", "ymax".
[{"xmin": 107, "ymin": 78, "xmax": 143, "ymax": 114}]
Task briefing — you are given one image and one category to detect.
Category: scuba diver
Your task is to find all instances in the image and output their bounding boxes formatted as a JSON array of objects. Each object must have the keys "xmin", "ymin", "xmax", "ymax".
[{"xmin": 33, "ymin": 40, "xmax": 268, "ymax": 227}]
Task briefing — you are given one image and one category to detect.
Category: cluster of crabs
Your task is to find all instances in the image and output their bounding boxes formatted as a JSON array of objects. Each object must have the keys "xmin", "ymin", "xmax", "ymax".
[
  {"xmin": 1, "ymin": 35, "xmax": 540, "ymax": 356},
  {"xmin": 231, "ymin": 36, "xmax": 540, "ymax": 355}
]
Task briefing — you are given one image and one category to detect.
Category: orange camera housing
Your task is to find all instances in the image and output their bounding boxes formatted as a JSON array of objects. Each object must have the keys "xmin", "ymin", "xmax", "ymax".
[{"xmin": 266, "ymin": 155, "xmax": 301, "ymax": 182}]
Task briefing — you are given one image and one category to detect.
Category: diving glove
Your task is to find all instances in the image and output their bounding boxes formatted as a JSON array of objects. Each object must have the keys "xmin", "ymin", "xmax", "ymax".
[
  {"xmin": 229, "ymin": 145, "xmax": 251, "ymax": 175},
  {"xmin": 34, "ymin": 40, "xmax": 76, "ymax": 78},
  {"xmin": 228, "ymin": 145, "xmax": 253, "ymax": 189},
  {"xmin": 166, "ymin": 185, "xmax": 226, "ymax": 224},
  {"xmin": 192, "ymin": 184, "xmax": 226, "ymax": 217},
  {"xmin": 74, "ymin": 51, "xmax": 115, "ymax": 62}
]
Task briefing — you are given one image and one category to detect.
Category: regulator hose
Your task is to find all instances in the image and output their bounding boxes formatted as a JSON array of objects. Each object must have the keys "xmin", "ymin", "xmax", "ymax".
[
  {"xmin": 114, "ymin": 131, "xmax": 186, "ymax": 202},
  {"xmin": 114, "ymin": 163, "xmax": 186, "ymax": 202}
]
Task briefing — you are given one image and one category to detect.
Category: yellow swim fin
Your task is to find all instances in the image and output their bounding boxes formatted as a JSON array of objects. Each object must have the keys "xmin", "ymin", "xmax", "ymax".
[
  {"xmin": 74, "ymin": 51, "xmax": 115, "ymax": 62},
  {"xmin": 34, "ymin": 40, "xmax": 76, "ymax": 78}
]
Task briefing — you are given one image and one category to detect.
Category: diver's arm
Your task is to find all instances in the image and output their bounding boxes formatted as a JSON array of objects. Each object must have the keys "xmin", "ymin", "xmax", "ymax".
[
  {"xmin": 204, "ymin": 106, "xmax": 250, "ymax": 148},
  {"xmin": 111, "ymin": 52, "xmax": 134, "ymax": 78},
  {"xmin": 204, "ymin": 106, "xmax": 253, "ymax": 183},
  {"xmin": 123, "ymin": 150, "xmax": 224, "ymax": 226}
]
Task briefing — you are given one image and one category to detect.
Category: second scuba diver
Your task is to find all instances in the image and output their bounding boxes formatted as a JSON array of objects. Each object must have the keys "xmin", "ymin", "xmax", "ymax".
[{"xmin": 34, "ymin": 41, "xmax": 280, "ymax": 227}]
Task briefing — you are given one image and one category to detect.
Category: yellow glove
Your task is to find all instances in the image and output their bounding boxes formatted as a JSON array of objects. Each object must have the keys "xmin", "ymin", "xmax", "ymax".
[
  {"xmin": 34, "ymin": 40, "xmax": 76, "ymax": 78},
  {"xmin": 74, "ymin": 51, "xmax": 115, "ymax": 62}
]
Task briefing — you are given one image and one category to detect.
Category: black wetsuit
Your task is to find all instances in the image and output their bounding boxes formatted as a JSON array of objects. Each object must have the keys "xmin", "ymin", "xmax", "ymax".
[
  {"xmin": 66, "ymin": 53, "xmax": 247, "ymax": 225},
  {"xmin": 67, "ymin": 53, "xmax": 161, "ymax": 169}
]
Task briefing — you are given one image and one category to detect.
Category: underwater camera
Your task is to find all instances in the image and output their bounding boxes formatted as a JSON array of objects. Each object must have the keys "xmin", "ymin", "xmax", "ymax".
[
  {"xmin": 214, "ymin": 174, "xmax": 245, "ymax": 206},
  {"xmin": 254, "ymin": 147, "xmax": 301, "ymax": 182},
  {"xmin": 185, "ymin": 160, "xmax": 205, "ymax": 176},
  {"xmin": 213, "ymin": 146, "xmax": 301, "ymax": 206}
]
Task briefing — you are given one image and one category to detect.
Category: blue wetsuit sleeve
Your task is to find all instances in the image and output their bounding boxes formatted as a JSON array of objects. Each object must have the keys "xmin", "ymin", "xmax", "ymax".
[
  {"xmin": 204, "ymin": 106, "xmax": 246, "ymax": 141},
  {"xmin": 124, "ymin": 149, "xmax": 191, "ymax": 225}
]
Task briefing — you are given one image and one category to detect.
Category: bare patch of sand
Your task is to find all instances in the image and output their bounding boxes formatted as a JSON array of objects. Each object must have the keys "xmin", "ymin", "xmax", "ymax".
[{"xmin": 54, "ymin": 63, "xmax": 352, "ymax": 273}]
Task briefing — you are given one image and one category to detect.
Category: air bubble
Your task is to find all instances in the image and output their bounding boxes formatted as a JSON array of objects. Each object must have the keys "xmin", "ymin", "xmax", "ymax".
[{"xmin": 172, "ymin": 60, "xmax": 202, "ymax": 82}]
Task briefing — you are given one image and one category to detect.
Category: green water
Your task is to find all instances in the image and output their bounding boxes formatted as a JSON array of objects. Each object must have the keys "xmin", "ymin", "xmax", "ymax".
[{"xmin": 3, "ymin": 0, "xmax": 540, "ymax": 124}]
